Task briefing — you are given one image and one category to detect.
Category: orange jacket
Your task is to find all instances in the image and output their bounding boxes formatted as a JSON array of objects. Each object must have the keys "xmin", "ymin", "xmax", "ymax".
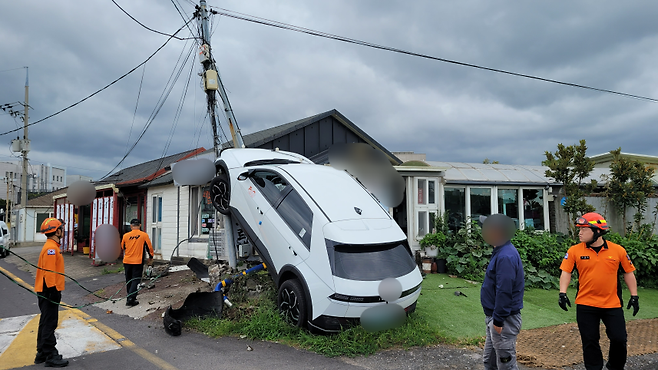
[
  {"xmin": 560, "ymin": 241, "xmax": 635, "ymax": 308},
  {"xmin": 121, "ymin": 229, "xmax": 154, "ymax": 265},
  {"xmin": 35, "ymin": 239, "xmax": 65, "ymax": 292}
]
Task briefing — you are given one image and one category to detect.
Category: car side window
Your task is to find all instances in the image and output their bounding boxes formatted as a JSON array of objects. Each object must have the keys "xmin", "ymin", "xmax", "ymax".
[
  {"xmin": 277, "ymin": 190, "xmax": 313, "ymax": 250},
  {"xmin": 251, "ymin": 171, "xmax": 290, "ymax": 206}
]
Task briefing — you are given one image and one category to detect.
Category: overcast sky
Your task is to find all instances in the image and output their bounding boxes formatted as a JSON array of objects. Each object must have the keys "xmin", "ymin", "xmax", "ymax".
[{"xmin": 1, "ymin": 1, "xmax": 658, "ymax": 180}]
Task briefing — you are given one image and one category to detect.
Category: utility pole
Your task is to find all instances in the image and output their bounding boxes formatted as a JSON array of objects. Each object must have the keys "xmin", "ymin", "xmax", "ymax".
[
  {"xmin": 21, "ymin": 67, "xmax": 29, "ymax": 244},
  {"xmin": 197, "ymin": 0, "xmax": 245, "ymax": 155}
]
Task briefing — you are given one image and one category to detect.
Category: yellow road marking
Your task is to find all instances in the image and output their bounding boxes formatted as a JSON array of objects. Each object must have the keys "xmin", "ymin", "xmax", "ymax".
[
  {"xmin": 0, "ymin": 265, "xmax": 179, "ymax": 370},
  {"xmin": 0, "ymin": 315, "xmax": 39, "ymax": 370}
]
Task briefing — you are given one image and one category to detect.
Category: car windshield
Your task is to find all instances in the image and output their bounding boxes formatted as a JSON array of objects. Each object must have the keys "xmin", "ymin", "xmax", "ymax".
[{"xmin": 326, "ymin": 240, "xmax": 416, "ymax": 281}]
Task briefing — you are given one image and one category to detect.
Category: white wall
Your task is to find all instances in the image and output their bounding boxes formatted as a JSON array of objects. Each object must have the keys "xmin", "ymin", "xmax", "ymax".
[{"xmin": 147, "ymin": 184, "xmax": 212, "ymax": 260}]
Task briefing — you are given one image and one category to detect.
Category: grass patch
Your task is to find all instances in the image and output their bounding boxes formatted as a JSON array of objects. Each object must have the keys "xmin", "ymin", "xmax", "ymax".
[
  {"xmin": 187, "ymin": 273, "xmax": 658, "ymax": 357},
  {"xmin": 102, "ymin": 264, "xmax": 124, "ymax": 275}
]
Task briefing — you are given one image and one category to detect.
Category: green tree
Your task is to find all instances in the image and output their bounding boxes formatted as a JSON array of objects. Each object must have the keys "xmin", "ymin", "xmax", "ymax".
[
  {"xmin": 482, "ymin": 158, "xmax": 499, "ymax": 164},
  {"xmin": 542, "ymin": 140, "xmax": 597, "ymax": 236},
  {"xmin": 605, "ymin": 148, "xmax": 656, "ymax": 234}
]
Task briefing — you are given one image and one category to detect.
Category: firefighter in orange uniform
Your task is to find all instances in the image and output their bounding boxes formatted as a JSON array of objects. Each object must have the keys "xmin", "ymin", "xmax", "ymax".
[
  {"xmin": 34, "ymin": 218, "xmax": 69, "ymax": 367},
  {"xmin": 559, "ymin": 213, "xmax": 639, "ymax": 370},
  {"xmin": 121, "ymin": 219, "xmax": 154, "ymax": 306}
]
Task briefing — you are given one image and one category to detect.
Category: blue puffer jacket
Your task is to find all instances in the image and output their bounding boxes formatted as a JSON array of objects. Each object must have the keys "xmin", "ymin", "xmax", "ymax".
[{"xmin": 480, "ymin": 241, "xmax": 524, "ymax": 327}]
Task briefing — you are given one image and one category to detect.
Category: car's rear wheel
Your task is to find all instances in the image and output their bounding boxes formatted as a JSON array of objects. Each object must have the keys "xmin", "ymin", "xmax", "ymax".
[
  {"xmin": 278, "ymin": 279, "xmax": 307, "ymax": 328},
  {"xmin": 210, "ymin": 175, "xmax": 230, "ymax": 215}
]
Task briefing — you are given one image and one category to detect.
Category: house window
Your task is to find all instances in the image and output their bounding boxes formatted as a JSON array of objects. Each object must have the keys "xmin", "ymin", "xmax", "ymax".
[
  {"xmin": 418, "ymin": 211, "xmax": 427, "ymax": 237},
  {"xmin": 444, "ymin": 187, "xmax": 466, "ymax": 231},
  {"xmin": 523, "ymin": 189, "xmax": 544, "ymax": 230},
  {"xmin": 417, "ymin": 179, "xmax": 426, "ymax": 205},
  {"xmin": 151, "ymin": 195, "xmax": 162, "ymax": 253},
  {"xmin": 497, "ymin": 189, "xmax": 520, "ymax": 229},
  {"xmin": 470, "ymin": 188, "xmax": 491, "ymax": 224},
  {"xmin": 190, "ymin": 186, "xmax": 215, "ymax": 236},
  {"xmin": 428, "ymin": 180, "xmax": 436, "ymax": 204}
]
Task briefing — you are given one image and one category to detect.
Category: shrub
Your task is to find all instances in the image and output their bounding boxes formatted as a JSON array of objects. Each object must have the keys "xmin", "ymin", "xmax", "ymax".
[
  {"xmin": 607, "ymin": 232, "xmax": 658, "ymax": 288},
  {"xmin": 439, "ymin": 221, "xmax": 492, "ymax": 281},
  {"xmin": 511, "ymin": 230, "xmax": 572, "ymax": 289}
]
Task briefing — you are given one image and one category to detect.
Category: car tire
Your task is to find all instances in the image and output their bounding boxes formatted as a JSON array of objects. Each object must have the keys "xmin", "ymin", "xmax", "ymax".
[
  {"xmin": 278, "ymin": 279, "xmax": 307, "ymax": 328},
  {"xmin": 210, "ymin": 175, "xmax": 230, "ymax": 215}
]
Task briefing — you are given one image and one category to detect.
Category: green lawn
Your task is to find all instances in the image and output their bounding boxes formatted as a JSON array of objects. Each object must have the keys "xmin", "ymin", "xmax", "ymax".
[
  {"xmin": 419, "ymin": 274, "xmax": 658, "ymax": 340},
  {"xmin": 187, "ymin": 272, "xmax": 658, "ymax": 357}
]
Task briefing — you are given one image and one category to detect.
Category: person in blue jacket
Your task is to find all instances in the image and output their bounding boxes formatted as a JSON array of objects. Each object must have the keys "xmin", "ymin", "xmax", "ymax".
[{"xmin": 480, "ymin": 214, "xmax": 525, "ymax": 370}]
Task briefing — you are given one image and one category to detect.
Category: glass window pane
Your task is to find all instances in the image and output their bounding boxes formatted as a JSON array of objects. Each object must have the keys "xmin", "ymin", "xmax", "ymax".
[
  {"xmin": 497, "ymin": 189, "xmax": 520, "ymax": 229},
  {"xmin": 428, "ymin": 181, "xmax": 435, "ymax": 204},
  {"xmin": 523, "ymin": 189, "xmax": 544, "ymax": 230},
  {"xmin": 276, "ymin": 190, "xmax": 313, "ymax": 249},
  {"xmin": 470, "ymin": 188, "xmax": 491, "ymax": 223},
  {"xmin": 445, "ymin": 187, "xmax": 466, "ymax": 232},
  {"xmin": 251, "ymin": 171, "xmax": 289, "ymax": 206},
  {"xmin": 158, "ymin": 197, "xmax": 163, "ymax": 222},
  {"xmin": 418, "ymin": 211, "xmax": 427, "ymax": 237},
  {"xmin": 328, "ymin": 241, "xmax": 416, "ymax": 281},
  {"xmin": 201, "ymin": 186, "xmax": 214, "ymax": 235},
  {"xmin": 152, "ymin": 227, "xmax": 157, "ymax": 250},
  {"xmin": 417, "ymin": 179, "xmax": 426, "ymax": 205},
  {"xmin": 190, "ymin": 188, "xmax": 199, "ymax": 235},
  {"xmin": 157, "ymin": 228, "xmax": 162, "ymax": 252},
  {"xmin": 152, "ymin": 197, "xmax": 157, "ymax": 223},
  {"xmin": 429, "ymin": 212, "xmax": 436, "ymax": 234}
]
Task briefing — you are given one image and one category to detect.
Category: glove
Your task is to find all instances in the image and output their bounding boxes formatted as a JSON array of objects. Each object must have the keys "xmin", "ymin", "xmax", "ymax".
[
  {"xmin": 627, "ymin": 295, "xmax": 639, "ymax": 316},
  {"xmin": 559, "ymin": 293, "xmax": 571, "ymax": 311}
]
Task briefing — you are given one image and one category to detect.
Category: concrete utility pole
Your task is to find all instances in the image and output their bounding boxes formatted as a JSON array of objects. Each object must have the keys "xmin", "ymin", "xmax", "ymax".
[
  {"xmin": 198, "ymin": 0, "xmax": 245, "ymax": 155},
  {"xmin": 21, "ymin": 67, "xmax": 29, "ymax": 244}
]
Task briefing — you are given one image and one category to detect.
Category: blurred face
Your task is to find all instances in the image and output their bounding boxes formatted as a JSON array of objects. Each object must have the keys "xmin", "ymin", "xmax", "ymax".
[
  {"xmin": 483, "ymin": 228, "xmax": 506, "ymax": 247},
  {"xmin": 578, "ymin": 227, "xmax": 594, "ymax": 243}
]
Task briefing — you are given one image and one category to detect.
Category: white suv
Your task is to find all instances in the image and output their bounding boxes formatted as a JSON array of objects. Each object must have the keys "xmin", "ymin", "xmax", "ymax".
[{"xmin": 210, "ymin": 148, "xmax": 422, "ymax": 332}]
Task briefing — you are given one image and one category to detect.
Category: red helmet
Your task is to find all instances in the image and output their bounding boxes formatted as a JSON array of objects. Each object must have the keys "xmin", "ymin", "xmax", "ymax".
[
  {"xmin": 40, "ymin": 218, "xmax": 64, "ymax": 234},
  {"xmin": 575, "ymin": 212, "xmax": 609, "ymax": 231}
]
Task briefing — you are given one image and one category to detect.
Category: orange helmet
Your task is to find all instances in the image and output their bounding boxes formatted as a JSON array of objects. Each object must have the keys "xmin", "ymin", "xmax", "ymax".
[
  {"xmin": 40, "ymin": 218, "xmax": 64, "ymax": 234},
  {"xmin": 575, "ymin": 212, "xmax": 609, "ymax": 231}
]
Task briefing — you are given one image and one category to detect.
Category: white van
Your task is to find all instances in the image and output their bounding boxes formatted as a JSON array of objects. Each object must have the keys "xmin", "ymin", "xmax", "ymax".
[{"xmin": 0, "ymin": 221, "xmax": 10, "ymax": 258}]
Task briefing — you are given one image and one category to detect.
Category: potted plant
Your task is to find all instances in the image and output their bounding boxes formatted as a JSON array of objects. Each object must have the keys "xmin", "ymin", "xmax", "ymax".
[{"xmin": 419, "ymin": 232, "xmax": 447, "ymax": 258}]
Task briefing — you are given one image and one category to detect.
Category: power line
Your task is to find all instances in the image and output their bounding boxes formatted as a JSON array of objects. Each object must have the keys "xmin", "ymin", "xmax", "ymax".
[
  {"xmin": 110, "ymin": 0, "xmax": 197, "ymax": 40},
  {"xmin": 0, "ymin": 18, "xmax": 194, "ymax": 137},
  {"xmin": 210, "ymin": 7, "xmax": 658, "ymax": 104},
  {"xmin": 100, "ymin": 37, "xmax": 197, "ymax": 180},
  {"xmin": 0, "ymin": 67, "xmax": 26, "ymax": 74}
]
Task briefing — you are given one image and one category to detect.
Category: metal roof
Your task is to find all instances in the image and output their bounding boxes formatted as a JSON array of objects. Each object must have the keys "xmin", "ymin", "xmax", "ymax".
[{"xmin": 426, "ymin": 161, "xmax": 613, "ymax": 186}]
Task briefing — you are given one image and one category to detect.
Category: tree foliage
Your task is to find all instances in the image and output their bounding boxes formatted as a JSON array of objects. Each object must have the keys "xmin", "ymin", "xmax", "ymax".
[
  {"xmin": 542, "ymin": 140, "xmax": 596, "ymax": 236},
  {"xmin": 605, "ymin": 148, "xmax": 656, "ymax": 234}
]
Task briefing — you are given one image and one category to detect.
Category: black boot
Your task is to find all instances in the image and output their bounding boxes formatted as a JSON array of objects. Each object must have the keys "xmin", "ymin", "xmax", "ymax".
[
  {"xmin": 44, "ymin": 354, "xmax": 68, "ymax": 367},
  {"xmin": 35, "ymin": 352, "xmax": 61, "ymax": 364}
]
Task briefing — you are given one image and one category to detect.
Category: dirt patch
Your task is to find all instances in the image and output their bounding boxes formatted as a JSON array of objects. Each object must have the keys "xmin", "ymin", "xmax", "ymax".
[
  {"xmin": 86, "ymin": 270, "xmax": 213, "ymax": 319},
  {"xmin": 517, "ymin": 319, "xmax": 658, "ymax": 369}
]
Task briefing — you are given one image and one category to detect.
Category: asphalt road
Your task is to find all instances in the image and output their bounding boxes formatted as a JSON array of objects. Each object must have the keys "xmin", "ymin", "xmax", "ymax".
[{"xmin": 0, "ymin": 257, "xmax": 366, "ymax": 370}]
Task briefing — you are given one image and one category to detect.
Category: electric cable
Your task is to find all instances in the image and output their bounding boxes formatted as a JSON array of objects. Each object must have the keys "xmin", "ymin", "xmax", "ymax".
[
  {"xmin": 110, "ymin": 0, "xmax": 197, "ymax": 40},
  {"xmin": 0, "ymin": 67, "xmax": 26, "ymax": 74},
  {"xmin": 124, "ymin": 65, "xmax": 146, "ymax": 158},
  {"xmin": 0, "ymin": 18, "xmax": 195, "ymax": 137},
  {"xmin": 0, "ymin": 245, "xmax": 164, "ymax": 308},
  {"xmin": 210, "ymin": 7, "xmax": 658, "ymax": 104},
  {"xmin": 99, "ymin": 36, "xmax": 198, "ymax": 180},
  {"xmin": 170, "ymin": 0, "xmax": 199, "ymax": 39}
]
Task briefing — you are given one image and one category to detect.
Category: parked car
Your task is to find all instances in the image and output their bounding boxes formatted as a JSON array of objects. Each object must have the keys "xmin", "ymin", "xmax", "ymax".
[
  {"xmin": 0, "ymin": 221, "xmax": 10, "ymax": 258},
  {"xmin": 210, "ymin": 148, "xmax": 422, "ymax": 332}
]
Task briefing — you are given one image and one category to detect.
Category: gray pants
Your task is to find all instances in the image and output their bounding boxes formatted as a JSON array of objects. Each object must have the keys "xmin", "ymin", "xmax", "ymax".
[{"xmin": 483, "ymin": 313, "xmax": 522, "ymax": 370}]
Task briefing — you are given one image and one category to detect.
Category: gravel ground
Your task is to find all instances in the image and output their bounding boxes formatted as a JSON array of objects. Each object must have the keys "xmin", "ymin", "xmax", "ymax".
[{"xmin": 340, "ymin": 343, "xmax": 658, "ymax": 370}]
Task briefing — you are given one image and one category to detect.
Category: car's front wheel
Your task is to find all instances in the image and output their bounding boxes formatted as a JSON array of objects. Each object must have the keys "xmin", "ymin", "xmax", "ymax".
[
  {"xmin": 209, "ymin": 175, "xmax": 230, "ymax": 215},
  {"xmin": 278, "ymin": 279, "xmax": 307, "ymax": 328}
]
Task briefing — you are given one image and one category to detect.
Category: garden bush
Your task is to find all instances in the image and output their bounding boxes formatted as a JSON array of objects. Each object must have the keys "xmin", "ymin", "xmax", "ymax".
[{"xmin": 427, "ymin": 220, "xmax": 658, "ymax": 289}]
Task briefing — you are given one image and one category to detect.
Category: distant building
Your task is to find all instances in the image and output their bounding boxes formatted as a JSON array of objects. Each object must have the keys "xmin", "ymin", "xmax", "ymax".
[
  {"xmin": 0, "ymin": 161, "xmax": 66, "ymax": 205},
  {"xmin": 66, "ymin": 174, "xmax": 93, "ymax": 185}
]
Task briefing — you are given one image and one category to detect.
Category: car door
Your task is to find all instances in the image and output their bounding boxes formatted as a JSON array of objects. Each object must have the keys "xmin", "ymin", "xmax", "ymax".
[{"xmin": 247, "ymin": 170, "xmax": 294, "ymax": 271}]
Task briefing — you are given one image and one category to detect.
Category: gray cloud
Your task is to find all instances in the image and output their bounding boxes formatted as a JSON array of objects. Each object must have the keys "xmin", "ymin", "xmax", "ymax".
[{"xmin": 1, "ymin": 0, "xmax": 658, "ymax": 180}]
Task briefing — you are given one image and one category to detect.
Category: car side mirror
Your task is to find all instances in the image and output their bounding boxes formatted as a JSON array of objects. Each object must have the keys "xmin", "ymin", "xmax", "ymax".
[
  {"xmin": 238, "ymin": 170, "xmax": 255, "ymax": 181},
  {"xmin": 238, "ymin": 172, "xmax": 249, "ymax": 181}
]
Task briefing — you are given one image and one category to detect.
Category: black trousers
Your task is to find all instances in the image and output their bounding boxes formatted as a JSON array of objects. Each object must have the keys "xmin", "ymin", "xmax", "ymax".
[
  {"xmin": 37, "ymin": 284, "xmax": 61, "ymax": 356},
  {"xmin": 124, "ymin": 263, "xmax": 143, "ymax": 302},
  {"xmin": 576, "ymin": 305, "xmax": 627, "ymax": 370}
]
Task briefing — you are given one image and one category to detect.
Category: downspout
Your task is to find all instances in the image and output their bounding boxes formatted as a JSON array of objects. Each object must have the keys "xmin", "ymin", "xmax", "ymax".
[{"xmin": 177, "ymin": 186, "xmax": 180, "ymax": 257}]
